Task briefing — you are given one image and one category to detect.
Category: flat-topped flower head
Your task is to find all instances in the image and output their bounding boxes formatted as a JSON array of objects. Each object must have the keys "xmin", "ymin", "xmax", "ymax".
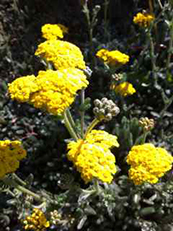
[
  {"xmin": 41, "ymin": 23, "xmax": 68, "ymax": 40},
  {"xmin": 96, "ymin": 49, "xmax": 129, "ymax": 67},
  {"xmin": 23, "ymin": 208, "xmax": 50, "ymax": 231},
  {"xmin": 8, "ymin": 69, "xmax": 89, "ymax": 116},
  {"xmin": 112, "ymin": 81, "xmax": 136, "ymax": 97},
  {"xmin": 30, "ymin": 69, "xmax": 89, "ymax": 115},
  {"xmin": 133, "ymin": 12, "xmax": 154, "ymax": 27},
  {"xmin": 35, "ymin": 40, "xmax": 86, "ymax": 70},
  {"xmin": 8, "ymin": 75, "xmax": 39, "ymax": 103},
  {"xmin": 86, "ymin": 130, "xmax": 119, "ymax": 148},
  {"xmin": 0, "ymin": 140, "xmax": 26, "ymax": 179},
  {"xmin": 127, "ymin": 143, "xmax": 173, "ymax": 185},
  {"xmin": 67, "ymin": 130, "xmax": 119, "ymax": 183}
]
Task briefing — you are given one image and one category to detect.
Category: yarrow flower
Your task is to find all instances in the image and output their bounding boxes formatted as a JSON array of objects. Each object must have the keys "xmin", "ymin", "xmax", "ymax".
[
  {"xmin": 133, "ymin": 12, "xmax": 154, "ymax": 27},
  {"xmin": 0, "ymin": 140, "xmax": 26, "ymax": 179},
  {"xmin": 111, "ymin": 81, "xmax": 136, "ymax": 97},
  {"xmin": 23, "ymin": 208, "xmax": 50, "ymax": 231},
  {"xmin": 8, "ymin": 75, "xmax": 39, "ymax": 103},
  {"xmin": 8, "ymin": 69, "xmax": 89, "ymax": 115},
  {"xmin": 127, "ymin": 143, "xmax": 173, "ymax": 185},
  {"xmin": 35, "ymin": 40, "xmax": 86, "ymax": 70},
  {"xmin": 67, "ymin": 130, "xmax": 119, "ymax": 183},
  {"xmin": 96, "ymin": 49, "xmax": 129, "ymax": 67},
  {"xmin": 41, "ymin": 23, "xmax": 68, "ymax": 40}
]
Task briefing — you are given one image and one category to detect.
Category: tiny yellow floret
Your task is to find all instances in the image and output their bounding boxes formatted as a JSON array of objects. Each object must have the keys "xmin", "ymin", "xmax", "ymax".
[
  {"xmin": 23, "ymin": 208, "xmax": 50, "ymax": 231},
  {"xmin": 0, "ymin": 140, "xmax": 26, "ymax": 179},
  {"xmin": 8, "ymin": 75, "xmax": 38, "ymax": 103},
  {"xmin": 127, "ymin": 143, "xmax": 173, "ymax": 185},
  {"xmin": 112, "ymin": 81, "xmax": 136, "ymax": 97},
  {"xmin": 133, "ymin": 12, "xmax": 154, "ymax": 27},
  {"xmin": 35, "ymin": 40, "xmax": 86, "ymax": 70},
  {"xmin": 41, "ymin": 23, "xmax": 68, "ymax": 40},
  {"xmin": 96, "ymin": 49, "xmax": 129, "ymax": 67}
]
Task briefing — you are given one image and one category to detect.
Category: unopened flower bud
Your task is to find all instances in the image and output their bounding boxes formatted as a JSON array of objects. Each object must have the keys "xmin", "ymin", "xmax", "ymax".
[
  {"xmin": 139, "ymin": 117, "xmax": 154, "ymax": 131},
  {"xmin": 105, "ymin": 113, "xmax": 112, "ymax": 121},
  {"xmin": 93, "ymin": 107, "xmax": 99, "ymax": 115},
  {"xmin": 112, "ymin": 73, "xmax": 122, "ymax": 81},
  {"xmin": 94, "ymin": 5, "xmax": 101, "ymax": 11},
  {"xmin": 111, "ymin": 107, "xmax": 120, "ymax": 116},
  {"xmin": 94, "ymin": 99, "xmax": 101, "ymax": 107},
  {"xmin": 99, "ymin": 108, "xmax": 105, "ymax": 115},
  {"xmin": 101, "ymin": 97, "xmax": 108, "ymax": 104},
  {"xmin": 104, "ymin": 105, "xmax": 112, "ymax": 113}
]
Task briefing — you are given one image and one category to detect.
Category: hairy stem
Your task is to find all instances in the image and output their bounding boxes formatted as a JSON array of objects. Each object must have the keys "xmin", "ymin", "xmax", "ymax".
[
  {"xmin": 2, "ymin": 176, "xmax": 43, "ymax": 202},
  {"xmin": 80, "ymin": 88, "xmax": 85, "ymax": 138},
  {"xmin": 147, "ymin": 29, "xmax": 157, "ymax": 85},
  {"xmin": 63, "ymin": 110, "xmax": 78, "ymax": 141},
  {"xmin": 66, "ymin": 108, "xmax": 79, "ymax": 139},
  {"xmin": 166, "ymin": 18, "xmax": 173, "ymax": 80},
  {"xmin": 84, "ymin": 118, "xmax": 100, "ymax": 138}
]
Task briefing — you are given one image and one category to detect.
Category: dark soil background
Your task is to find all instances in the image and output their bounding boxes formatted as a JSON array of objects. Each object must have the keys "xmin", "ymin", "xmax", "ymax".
[{"xmin": 0, "ymin": 0, "xmax": 145, "ymax": 82}]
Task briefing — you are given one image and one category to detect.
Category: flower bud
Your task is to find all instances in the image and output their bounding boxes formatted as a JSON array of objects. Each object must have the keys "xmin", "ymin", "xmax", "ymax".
[
  {"xmin": 105, "ymin": 113, "xmax": 112, "ymax": 121},
  {"xmin": 93, "ymin": 107, "xmax": 99, "ymax": 115},
  {"xmin": 111, "ymin": 107, "xmax": 120, "ymax": 116}
]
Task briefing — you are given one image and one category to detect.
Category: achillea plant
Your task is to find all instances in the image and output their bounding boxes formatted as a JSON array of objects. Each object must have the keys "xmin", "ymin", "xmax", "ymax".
[
  {"xmin": 8, "ymin": 75, "xmax": 39, "ymax": 103},
  {"xmin": 41, "ymin": 23, "xmax": 68, "ymax": 40},
  {"xmin": 133, "ymin": 11, "xmax": 154, "ymax": 27},
  {"xmin": 127, "ymin": 143, "xmax": 173, "ymax": 185},
  {"xmin": 111, "ymin": 81, "xmax": 136, "ymax": 97},
  {"xmin": 35, "ymin": 40, "xmax": 86, "ymax": 70},
  {"xmin": 67, "ymin": 130, "xmax": 119, "ymax": 183},
  {"xmin": 22, "ymin": 208, "xmax": 50, "ymax": 231},
  {"xmin": 8, "ymin": 68, "xmax": 89, "ymax": 116},
  {"xmin": 96, "ymin": 49, "xmax": 129, "ymax": 67},
  {"xmin": 0, "ymin": 140, "xmax": 26, "ymax": 179}
]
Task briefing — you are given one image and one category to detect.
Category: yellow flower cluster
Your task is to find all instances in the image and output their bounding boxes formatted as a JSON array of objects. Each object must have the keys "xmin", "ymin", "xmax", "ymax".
[
  {"xmin": 41, "ymin": 23, "xmax": 68, "ymax": 40},
  {"xmin": 35, "ymin": 40, "xmax": 86, "ymax": 70},
  {"xmin": 23, "ymin": 208, "xmax": 50, "ymax": 231},
  {"xmin": 127, "ymin": 143, "xmax": 173, "ymax": 185},
  {"xmin": 111, "ymin": 81, "xmax": 136, "ymax": 97},
  {"xmin": 96, "ymin": 49, "xmax": 129, "ymax": 67},
  {"xmin": 8, "ymin": 69, "xmax": 89, "ymax": 115},
  {"xmin": 0, "ymin": 140, "xmax": 26, "ymax": 179},
  {"xmin": 8, "ymin": 75, "xmax": 39, "ymax": 103},
  {"xmin": 133, "ymin": 12, "xmax": 154, "ymax": 27},
  {"xmin": 67, "ymin": 130, "xmax": 119, "ymax": 183}
]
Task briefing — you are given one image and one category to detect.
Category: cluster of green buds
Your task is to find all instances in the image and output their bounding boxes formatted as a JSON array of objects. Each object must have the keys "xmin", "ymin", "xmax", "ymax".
[
  {"xmin": 50, "ymin": 210, "xmax": 62, "ymax": 225},
  {"xmin": 139, "ymin": 117, "xmax": 155, "ymax": 132},
  {"xmin": 93, "ymin": 97, "xmax": 120, "ymax": 121},
  {"xmin": 112, "ymin": 73, "xmax": 123, "ymax": 82}
]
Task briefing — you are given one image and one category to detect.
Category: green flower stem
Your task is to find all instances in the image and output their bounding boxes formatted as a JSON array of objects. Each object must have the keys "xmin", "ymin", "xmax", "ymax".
[
  {"xmin": 2, "ymin": 177, "xmax": 43, "ymax": 202},
  {"xmin": 82, "ymin": 2, "xmax": 100, "ymax": 67},
  {"xmin": 103, "ymin": 0, "xmax": 110, "ymax": 40},
  {"xmin": 63, "ymin": 110, "xmax": 78, "ymax": 141},
  {"xmin": 66, "ymin": 108, "xmax": 80, "ymax": 139},
  {"xmin": 84, "ymin": 118, "xmax": 100, "ymax": 138},
  {"xmin": 80, "ymin": 88, "xmax": 85, "ymax": 138},
  {"xmin": 160, "ymin": 93, "xmax": 173, "ymax": 119},
  {"xmin": 148, "ymin": 0, "xmax": 153, "ymax": 13},
  {"xmin": 83, "ymin": 2, "xmax": 94, "ymax": 62},
  {"xmin": 141, "ymin": 131, "xmax": 149, "ymax": 144},
  {"xmin": 12, "ymin": 173, "xmax": 26, "ymax": 186},
  {"xmin": 157, "ymin": 0, "xmax": 163, "ymax": 9},
  {"xmin": 93, "ymin": 179, "xmax": 101, "ymax": 194},
  {"xmin": 166, "ymin": 18, "xmax": 173, "ymax": 79},
  {"xmin": 147, "ymin": 29, "xmax": 157, "ymax": 85}
]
